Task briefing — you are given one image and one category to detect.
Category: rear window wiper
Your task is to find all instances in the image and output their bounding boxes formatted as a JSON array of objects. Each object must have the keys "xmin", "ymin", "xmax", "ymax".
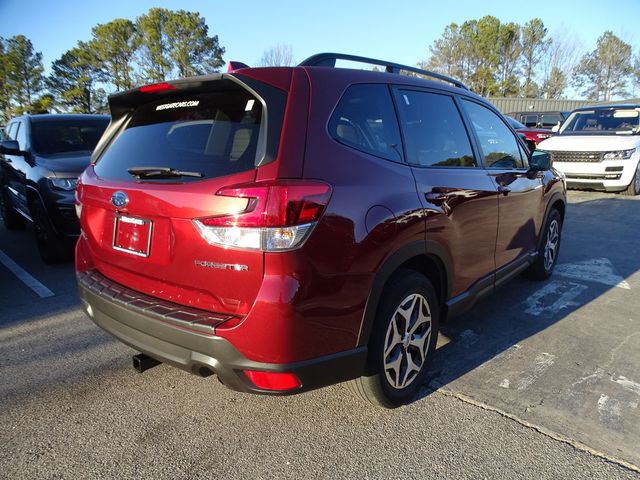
[{"xmin": 127, "ymin": 166, "xmax": 204, "ymax": 179}]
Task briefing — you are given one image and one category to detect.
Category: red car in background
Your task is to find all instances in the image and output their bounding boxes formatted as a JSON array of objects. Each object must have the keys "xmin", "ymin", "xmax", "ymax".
[{"xmin": 506, "ymin": 116, "xmax": 554, "ymax": 151}]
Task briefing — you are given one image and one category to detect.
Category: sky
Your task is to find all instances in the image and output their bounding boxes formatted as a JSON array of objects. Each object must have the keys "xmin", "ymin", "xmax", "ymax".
[{"xmin": 0, "ymin": 0, "xmax": 638, "ymax": 96}]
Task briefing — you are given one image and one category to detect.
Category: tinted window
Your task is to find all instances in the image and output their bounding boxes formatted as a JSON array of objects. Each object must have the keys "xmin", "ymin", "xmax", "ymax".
[
  {"xmin": 15, "ymin": 121, "xmax": 27, "ymax": 150},
  {"xmin": 329, "ymin": 84, "xmax": 402, "ymax": 162},
  {"xmin": 32, "ymin": 118, "xmax": 109, "ymax": 155},
  {"xmin": 95, "ymin": 90, "xmax": 263, "ymax": 181},
  {"xmin": 393, "ymin": 90, "xmax": 475, "ymax": 168},
  {"xmin": 461, "ymin": 99, "xmax": 525, "ymax": 169},
  {"xmin": 541, "ymin": 114, "xmax": 562, "ymax": 128},
  {"xmin": 523, "ymin": 115, "xmax": 538, "ymax": 127}
]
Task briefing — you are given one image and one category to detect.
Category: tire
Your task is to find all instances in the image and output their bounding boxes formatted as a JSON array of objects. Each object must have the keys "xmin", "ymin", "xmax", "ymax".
[
  {"xmin": 524, "ymin": 209, "xmax": 562, "ymax": 281},
  {"xmin": 349, "ymin": 270, "xmax": 440, "ymax": 408},
  {"xmin": 1, "ymin": 189, "xmax": 26, "ymax": 230},
  {"xmin": 621, "ymin": 168, "xmax": 639, "ymax": 196},
  {"xmin": 30, "ymin": 199, "xmax": 68, "ymax": 264}
]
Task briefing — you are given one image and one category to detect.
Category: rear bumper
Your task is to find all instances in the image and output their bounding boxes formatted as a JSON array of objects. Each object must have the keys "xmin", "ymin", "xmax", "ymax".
[{"xmin": 77, "ymin": 270, "xmax": 367, "ymax": 395}]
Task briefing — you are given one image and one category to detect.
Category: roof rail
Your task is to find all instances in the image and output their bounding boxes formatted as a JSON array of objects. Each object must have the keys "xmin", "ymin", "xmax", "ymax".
[{"xmin": 299, "ymin": 52, "xmax": 468, "ymax": 90}]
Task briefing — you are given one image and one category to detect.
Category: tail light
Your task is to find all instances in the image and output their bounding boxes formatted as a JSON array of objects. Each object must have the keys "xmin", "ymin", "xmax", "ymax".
[
  {"xmin": 139, "ymin": 82, "xmax": 176, "ymax": 93},
  {"xmin": 193, "ymin": 180, "xmax": 332, "ymax": 252}
]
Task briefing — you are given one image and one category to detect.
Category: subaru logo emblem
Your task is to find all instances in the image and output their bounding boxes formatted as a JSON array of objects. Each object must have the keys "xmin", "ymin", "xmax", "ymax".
[{"xmin": 111, "ymin": 191, "xmax": 129, "ymax": 209}]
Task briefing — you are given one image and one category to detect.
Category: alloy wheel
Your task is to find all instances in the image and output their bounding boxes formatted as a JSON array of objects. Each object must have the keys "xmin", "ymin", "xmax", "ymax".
[
  {"xmin": 383, "ymin": 293, "xmax": 432, "ymax": 389},
  {"xmin": 544, "ymin": 219, "xmax": 560, "ymax": 272}
]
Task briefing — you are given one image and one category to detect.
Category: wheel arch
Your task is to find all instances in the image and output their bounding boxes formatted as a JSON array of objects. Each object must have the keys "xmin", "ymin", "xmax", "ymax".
[{"xmin": 356, "ymin": 240, "xmax": 452, "ymax": 348}]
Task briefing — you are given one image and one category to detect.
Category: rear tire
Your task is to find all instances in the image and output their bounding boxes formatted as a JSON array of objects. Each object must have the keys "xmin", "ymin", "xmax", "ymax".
[
  {"xmin": 524, "ymin": 209, "xmax": 562, "ymax": 280},
  {"xmin": 1, "ymin": 189, "xmax": 26, "ymax": 230},
  {"xmin": 30, "ymin": 199, "xmax": 68, "ymax": 264},
  {"xmin": 621, "ymin": 169, "xmax": 639, "ymax": 196},
  {"xmin": 349, "ymin": 270, "xmax": 440, "ymax": 408}
]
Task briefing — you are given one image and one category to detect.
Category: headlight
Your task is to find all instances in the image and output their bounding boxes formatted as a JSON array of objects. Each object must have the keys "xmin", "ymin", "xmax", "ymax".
[
  {"xmin": 603, "ymin": 149, "xmax": 636, "ymax": 160},
  {"xmin": 49, "ymin": 178, "xmax": 78, "ymax": 191}
]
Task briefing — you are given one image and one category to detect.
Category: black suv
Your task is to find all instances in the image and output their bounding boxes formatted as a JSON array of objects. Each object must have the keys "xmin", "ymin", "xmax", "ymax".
[
  {"xmin": 0, "ymin": 114, "xmax": 109, "ymax": 262},
  {"xmin": 507, "ymin": 111, "xmax": 569, "ymax": 129}
]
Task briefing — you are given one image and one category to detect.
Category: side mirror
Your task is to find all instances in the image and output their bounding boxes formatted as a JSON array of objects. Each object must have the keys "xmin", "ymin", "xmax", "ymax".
[
  {"xmin": 530, "ymin": 150, "xmax": 551, "ymax": 171},
  {"xmin": 551, "ymin": 124, "xmax": 560, "ymax": 133},
  {"xmin": 0, "ymin": 140, "xmax": 25, "ymax": 156}
]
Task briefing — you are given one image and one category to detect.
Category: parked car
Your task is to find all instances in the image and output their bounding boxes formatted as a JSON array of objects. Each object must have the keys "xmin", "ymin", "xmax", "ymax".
[
  {"xmin": 538, "ymin": 104, "xmax": 640, "ymax": 195},
  {"xmin": 0, "ymin": 114, "xmax": 110, "ymax": 262},
  {"xmin": 75, "ymin": 53, "xmax": 566, "ymax": 407},
  {"xmin": 505, "ymin": 116, "xmax": 554, "ymax": 151},
  {"xmin": 507, "ymin": 111, "xmax": 569, "ymax": 130}
]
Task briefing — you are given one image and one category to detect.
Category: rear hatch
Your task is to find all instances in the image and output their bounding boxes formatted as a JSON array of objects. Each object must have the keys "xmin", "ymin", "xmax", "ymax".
[{"xmin": 77, "ymin": 74, "xmax": 288, "ymax": 315}]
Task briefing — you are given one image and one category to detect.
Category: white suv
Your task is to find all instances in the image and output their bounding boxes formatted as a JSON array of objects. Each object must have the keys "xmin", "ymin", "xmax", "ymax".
[{"xmin": 538, "ymin": 105, "xmax": 640, "ymax": 196}]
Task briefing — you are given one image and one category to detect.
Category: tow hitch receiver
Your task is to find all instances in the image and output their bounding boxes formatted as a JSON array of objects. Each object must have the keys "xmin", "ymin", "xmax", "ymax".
[{"xmin": 132, "ymin": 353, "xmax": 161, "ymax": 373}]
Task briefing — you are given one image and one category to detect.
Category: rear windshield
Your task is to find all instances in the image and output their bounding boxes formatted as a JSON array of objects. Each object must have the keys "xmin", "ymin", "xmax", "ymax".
[
  {"xmin": 94, "ymin": 90, "xmax": 263, "ymax": 181},
  {"xmin": 560, "ymin": 108, "xmax": 640, "ymax": 135},
  {"xmin": 33, "ymin": 118, "xmax": 109, "ymax": 155}
]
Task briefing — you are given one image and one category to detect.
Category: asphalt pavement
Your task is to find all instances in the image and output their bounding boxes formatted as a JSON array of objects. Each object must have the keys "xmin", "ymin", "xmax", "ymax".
[{"xmin": 1, "ymin": 190, "xmax": 639, "ymax": 479}]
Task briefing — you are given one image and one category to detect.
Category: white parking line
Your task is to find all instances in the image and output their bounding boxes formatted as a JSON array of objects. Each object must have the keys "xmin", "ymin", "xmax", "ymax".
[{"xmin": 0, "ymin": 249, "xmax": 54, "ymax": 298}]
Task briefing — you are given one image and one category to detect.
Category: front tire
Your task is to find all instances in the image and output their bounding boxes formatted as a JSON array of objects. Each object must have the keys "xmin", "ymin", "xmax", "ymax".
[
  {"xmin": 1, "ymin": 189, "xmax": 26, "ymax": 230},
  {"xmin": 524, "ymin": 209, "xmax": 562, "ymax": 280},
  {"xmin": 622, "ymin": 168, "xmax": 639, "ymax": 196},
  {"xmin": 350, "ymin": 270, "xmax": 440, "ymax": 408},
  {"xmin": 31, "ymin": 199, "xmax": 67, "ymax": 264}
]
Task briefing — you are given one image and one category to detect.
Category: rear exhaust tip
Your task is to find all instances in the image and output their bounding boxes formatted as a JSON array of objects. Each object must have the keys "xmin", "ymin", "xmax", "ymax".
[
  {"xmin": 197, "ymin": 366, "xmax": 215, "ymax": 378},
  {"xmin": 132, "ymin": 353, "xmax": 161, "ymax": 373}
]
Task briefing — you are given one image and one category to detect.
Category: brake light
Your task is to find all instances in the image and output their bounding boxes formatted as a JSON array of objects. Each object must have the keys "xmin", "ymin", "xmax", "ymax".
[
  {"xmin": 227, "ymin": 61, "xmax": 250, "ymax": 72},
  {"xmin": 193, "ymin": 180, "xmax": 331, "ymax": 251},
  {"xmin": 244, "ymin": 370, "xmax": 301, "ymax": 391},
  {"xmin": 139, "ymin": 82, "xmax": 176, "ymax": 93}
]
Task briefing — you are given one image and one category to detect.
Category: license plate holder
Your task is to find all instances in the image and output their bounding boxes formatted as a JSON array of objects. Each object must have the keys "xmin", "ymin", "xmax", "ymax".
[{"xmin": 112, "ymin": 215, "xmax": 153, "ymax": 257}]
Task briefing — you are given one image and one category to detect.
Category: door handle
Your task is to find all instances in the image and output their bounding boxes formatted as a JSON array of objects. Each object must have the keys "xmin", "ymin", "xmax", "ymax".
[
  {"xmin": 497, "ymin": 185, "xmax": 511, "ymax": 196},
  {"xmin": 424, "ymin": 191, "xmax": 450, "ymax": 205}
]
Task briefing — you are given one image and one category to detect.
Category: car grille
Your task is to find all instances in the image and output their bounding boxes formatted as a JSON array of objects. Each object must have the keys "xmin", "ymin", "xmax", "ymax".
[{"xmin": 550, "ymin": 151, "xmax": 603, "ymax": 163}]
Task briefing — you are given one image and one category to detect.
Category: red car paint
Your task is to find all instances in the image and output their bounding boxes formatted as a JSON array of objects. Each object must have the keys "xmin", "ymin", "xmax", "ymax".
[{"xmin": 76, "ymin": 59, "xmax": 566, "ymax": 396}]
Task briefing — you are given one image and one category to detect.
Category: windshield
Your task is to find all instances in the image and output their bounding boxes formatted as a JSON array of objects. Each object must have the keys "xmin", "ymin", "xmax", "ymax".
[
  {"xmin": 560, "ymin": 108, "xmax": 640, "ymax": 135},
  {"xmin": 32, "ymin": 118, "xmax": 109, "ymax": 154},
  {"xmin": 506, "ymin": 117, "xmax": 526, "ymax": 130},
  {"xmin": 94, "ymin": 90, "xmax": 263, "ymax": 182}
]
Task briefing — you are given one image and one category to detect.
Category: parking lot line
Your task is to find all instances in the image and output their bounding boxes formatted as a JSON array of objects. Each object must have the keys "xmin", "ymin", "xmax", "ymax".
[{"xmin": 0, "ymin": 249, "xmax": 54, "ymax": 298}]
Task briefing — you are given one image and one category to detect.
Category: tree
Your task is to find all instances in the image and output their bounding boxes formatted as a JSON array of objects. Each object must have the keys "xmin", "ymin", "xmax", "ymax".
[
  {"xmin": 496, "ymin": 22, "xmax": 522, "ymax": 96},
  {"xmin": 258, "ymin": 44, "xmax": 294, "ymax": 67},
  {"xmin": 426, "ymin": 17, "xmax": 503, "ymax": 96},
  {"xmin": 541, "ymin": 67, "xmax": 567, "ymax": 99},
  {"xmin": 520, "ymin": 19, "xmax": 550, "ymax": 98},
  {"xmin": 136, "ymin": 8, "xmax": 172, "ymax": 83},
  {"xmin": 4, "ymin": 35, "xmax": 45, "ymax": 115},
  {"xmin": 47, "ymin": 42, "xmax": 106, "ymax": 113},
  {"xmin": 541, "ymin": 30, "xmax": 583, "ymax": 99},
  {"xmin": 573, "ymin": 31, "xmax": 633, "ymax": 101},
  {"xmin": 165, "ymin": 10, "xmax": 225, "ymax": 77},
  {"xmin": 631, "ymin": 53, "xmax": 640, "ymax": 95},
  {"xmin": 89, "ymin": 19, "xmax": 139, "ymax": 91},
  {"xmin": 0, "ymin": 38, "xmax": 10, "ymax": 121}
]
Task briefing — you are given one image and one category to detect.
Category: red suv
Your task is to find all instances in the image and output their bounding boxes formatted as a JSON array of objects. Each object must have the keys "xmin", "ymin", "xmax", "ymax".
[{"xmin": 76, "ymin": 53, "xmax": 566, "ymax": 407}]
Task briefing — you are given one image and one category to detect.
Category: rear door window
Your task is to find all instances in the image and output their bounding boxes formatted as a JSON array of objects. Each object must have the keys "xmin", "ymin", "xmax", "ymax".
[
  {"xmin": 523, "ymin": 115, "xmax": 538, "ymax": 127},
  {"xmin": 541, "ymin": 114, "xmax": 562, "ymax": 128},
  {"xmin": 95, "ymin": 90, "xmax": 263, "ymax": 181},
  {"xmin": 329, "ymin": 84, "xmax": 403, "ymax": 162},
  {"xmin": 393, "ymin": 89, "xmax": 476, "ymax": 168}
]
